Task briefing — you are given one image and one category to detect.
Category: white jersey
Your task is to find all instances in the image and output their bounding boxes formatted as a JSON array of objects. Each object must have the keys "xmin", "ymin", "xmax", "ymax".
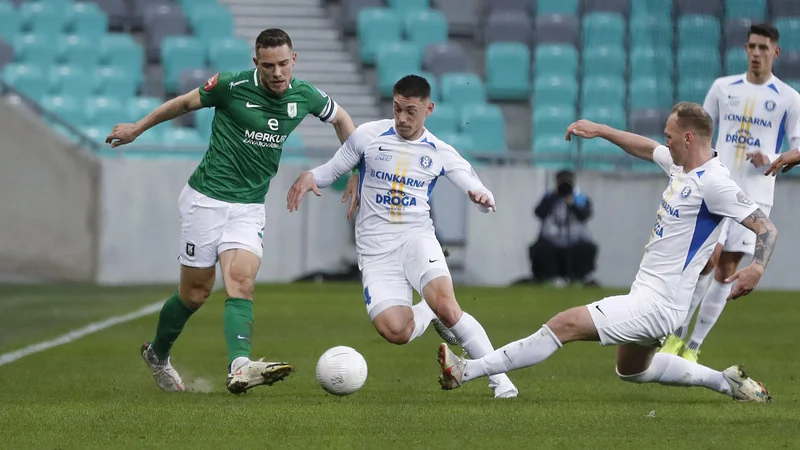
[
  {"xmin": 632, "ymin": 146, "xmax": 759, "ymax": 309},
  {"xmin": 703, "ymin": 74, "xmax": 800, "ymax": 207},
  {"xmin": 310, "ymin": 119, "xmax": 494, "ymax": 256}
]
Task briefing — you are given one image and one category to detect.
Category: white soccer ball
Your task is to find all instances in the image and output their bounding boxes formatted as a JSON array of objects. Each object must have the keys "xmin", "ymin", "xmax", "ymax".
[{"xmin": 315, "ymin": 346, "xmax": 368, "ymax": 396}]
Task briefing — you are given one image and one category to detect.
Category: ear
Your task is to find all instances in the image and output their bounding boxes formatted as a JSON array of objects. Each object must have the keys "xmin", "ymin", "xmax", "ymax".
[
  {"xmin": 292, "ymin": 52, "xmax": 297, "ymax": 64},
  {"xmin": 426, "ymin": 101, "xmax": 434, "ymax": 116},
  {"xmin": 252, "ymin": 57, "xmax": 258, "ymax": 67},
  {"xmin": 775, "ymin": 45, "xmax": 781, "ymax": 58}
]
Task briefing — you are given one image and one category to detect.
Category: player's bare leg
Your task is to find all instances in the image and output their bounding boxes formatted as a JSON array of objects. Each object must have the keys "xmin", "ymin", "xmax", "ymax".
[
  {"xmin": 141, "ymin": 265, "xmax": 215, "ymax": 392},
  {"xmin": 371, "ymin": 301, "xmax": 457, "ymax": 345},
  {"xmin": 219, "ymin": 249, "xmax": 293, "ymax": 393},
  {"xmin": 424, "ymin": 276, "xmax": 518, "ymax": 398},
  {"xmin": 684, "ymin": 250, "xmax": 744, "ymax": 362}
]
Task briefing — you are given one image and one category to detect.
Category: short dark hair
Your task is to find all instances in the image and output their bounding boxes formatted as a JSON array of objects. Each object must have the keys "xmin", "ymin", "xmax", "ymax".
[
  {"xmin": 748, "ymin": 22, "xmax": 780, "ymax": 42},
  {"xmin": 670, "ymin": 102, "xmax": 714, "ymax": 138},
  {"xmin": 255, "ymin": 29, "xmax": 293, "ymax": 52},
  {"xmin": 393, "ymin": 75, "xmax": 431, "ymax": 100}
]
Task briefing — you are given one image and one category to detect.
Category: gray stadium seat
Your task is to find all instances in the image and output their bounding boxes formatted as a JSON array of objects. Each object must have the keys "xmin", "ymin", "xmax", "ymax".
[
  {"xmin": 144, "ymin": 3, "xmax": 187, "ymax": 63},
  {"xmin": 132, "ymin": 0, "xmax": 171, "ymax": 30},
  {"xmin": 488, "ymin": 0, "xmax": 533, "ymax": 13},
  {"xmin": 534, "ymin": 14, "xmax": 580, "ymax": 47},
  {"xmin": 433, "ymin": 0, "xmax": 481, "ymax": 37},
  {"xmin": 725, "ymin": 18, "xmax": 753, "ymax": 49},
  {"xmin": 342, "ymin": 0, "xmax": 382, "ymax": 34},
  {"xmin": 484, "ymin": 11, "xmax": 533, "ymax": 48},
  {"xmin": 775, "ymin": 51, "xmax": 800, "ymax": 80},
  {"xmin": 629, "ymin": 109, "xmax": 669, "ymax": 136},
  {"xmin": 0, "ymin": 39, "xmax": 12, "ymax": 71},
  {"xmin": 583, "ymin": 0, "xmax": 631, "ymax": 16},
  {"xmin": 769, "ymin": 0, "xmax": 800, "ymax": 18},
  {"xmin": 179, "ymin": 68, "xmax": 215, "ymax": 97},
  {"xmin": 675, "ymin": 0, "xmax": 722, "ymax": 16},
  {"xmin": 422, "ymin": 42, "xmax": 472, "ymax": 77},
  {"xmin": 94, "ymin": 0, "xmax": 127, "ymax": 30}
]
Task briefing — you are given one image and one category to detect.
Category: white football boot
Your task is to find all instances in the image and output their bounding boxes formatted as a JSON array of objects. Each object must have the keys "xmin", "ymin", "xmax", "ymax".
[
  {"xmin": 141, "ymin": 342, "xmax": 185, "ymax": 392},
  {"xmin": 226, "ymin": 357, "xmax": 294, "ymax": 394},
  {"xmin": 722, "ymin": 365, "xmax": 772, "ymax": 403},
  {"xmin": 432, "ymin": 318, "xmax": 459, "ymax": 345},
  {"xmin": 437, "ymin": 343, "xmax": 467, "ymax": 390}
]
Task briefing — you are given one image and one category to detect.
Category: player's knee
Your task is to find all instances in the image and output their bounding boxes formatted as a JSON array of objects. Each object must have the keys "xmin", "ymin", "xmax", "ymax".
[
  {"xmin": 423, "ymin": 279, "xmax": 461, "ymax": 327},
  {"xmin": 179, "ymin": 281, "xmax": 213, "ymax": 309},
  {"xmin": 375, "ymin": 321, "xmax": 412, "ymax": 345},
  {"xmin": 226, "ymin": 268, "xmax": 255, "ymax": 299},
  {"xmin": 545, "ymin": 307, "xmax": 594, "ymax": 343}
]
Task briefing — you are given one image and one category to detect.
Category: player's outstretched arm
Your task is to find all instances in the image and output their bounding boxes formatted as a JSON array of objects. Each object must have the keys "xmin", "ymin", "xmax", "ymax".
[
  {"xmin": 105, "ymin": 89, "xmax": 202, "ymax": 148},
  {"xmin": 330, "ymin": 106, "xmax": 356, "ymax": 145},
  {"xmin": 726, "ymin": 208, "xmax": 778, "ymax": 300},
  {"xmin": 565, "ymin": 119, "xmax": 660, "ymax": 161}
]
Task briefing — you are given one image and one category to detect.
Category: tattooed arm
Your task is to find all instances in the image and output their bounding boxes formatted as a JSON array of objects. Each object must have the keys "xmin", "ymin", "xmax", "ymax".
[{"xmin": 725, "ymin": 208, "xmax": 778, "ymax": 300}]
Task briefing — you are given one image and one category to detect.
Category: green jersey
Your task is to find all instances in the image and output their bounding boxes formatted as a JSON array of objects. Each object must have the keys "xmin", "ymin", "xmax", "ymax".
[{"xmin": 188, "ymin": 69, "xmax": 338, "ymax": 203}]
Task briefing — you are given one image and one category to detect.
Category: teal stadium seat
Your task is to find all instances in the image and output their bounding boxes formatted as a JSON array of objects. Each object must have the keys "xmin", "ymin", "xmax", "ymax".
[
  {"xmin": 775, "ymin": 18, "xmax": 800, "ymax": 52},
  {"xmin": 581, "ymin": 138, "xmax": 621, "ymax": 171},
  {"xmin": 101, "ymin": 34, "xmax": 144, "ymax": 81},
  {"xmin": 440, "ymin": 72, "xmax": 486, "ymax": 108},
  {"xmin": 85, "ymin": 96, "xmax": 129, "ymax": 130},
  {"xmin": 425, "ymin": 103, "xmax": 458, "ymax": 135},
  {"xmin": 175, "ymin": 0, "xmax": 219, "ymax": 7},
  {"xmin": 14, "ymin": 33, "xmax": 57, "ymax": 68},
  {"xmin": 418, "ymin": 71, "xmax": 440, "ymax": 102},
  {"xmin": 0, "ymin": 2, "xmax": 19, "ymax": 43},
  {"xmin": 629, "ymin": 76, "xmax": 674, "ymax": 110},
  {"xmin": 631, "ymin": 0, "xmax": 672, "ymax": 20},
  {"xmin": 404, "ymin": 10, "xmax": 448, "ymax": 51},
  {"xmin": 581, "ymin": 13, "xmax": 626, "ymax": 49},
  {"xmin": 581, "ymin": 105, "xmax": 626, "ymax": 131},
  {"xmin": 581, "ymin": 76, "xmax": 626, "ymax": 110},
  {"xmin": 59, "ymin": 35, "xmax": 99, "ymax": 67},
  {"xmin": 630, "ymin": 16, "xmax": 673, "ymax": 50},
  {"xmin": 532, "ymin": 134, "xmax": 578, "ymax": 170},
  {"xmin": 533, "ymin": 44, "xmax": 579, "ymax": 77},
  {"xmin": 377, "ymin": 42, "xmax": 422, "ymax": 97},
  {"xmin": 537, "ymin": 0, "xmax": 579, "ymax": 15},
  {"xmin": 678, "ymin": 47, "xmax": 721, "ymax": 79},
  {"xmin": 725, "ymin": 48, "xmax": 748, "ymax": 74},
  {"xmin": 678, "ymin": 77, "xmax": 715, "ymax": 104},
  {"xmin": 128, "ymin": 96, "xmax": 162, "ymax": 123},
  {"xmin": 283, "ymin": 132, "xmax": 304, "ymax": 150},
  {"xmin": 67, "ymin": 2, "xmax": 108, "ymax": 40},
  {"xmin": 49, "ymin": 65, "xmax": 96, "ymax": 97},
  {"xmin": 188, "ymin": 4, "xmax": 235, "ymax": 43},
  {"xmin": 33, "ymin": 0, "xmax": 71, "ymax": 12},
  {"xmin": 435, "ymin": 132, "xmax": 477, "ymax": 156},
  {"xmin": 533, "ymin": 75, "xmax": 578, "ymax": 109},
  {"xmin": 4, "ymin": 63, "xmax": 48, "ymax": 99},
  {"xmin": 95, "ymin": 66, "xmax": 139, "ymax": 98},
  {"xmin": 486, "ymin": 42, "xmax": 530, "ymax": 100},
  {"xmin": 194, "ymin": 107, "xmax": 214, "ymax": 139},
  {"xmin": 166, "ymin": 127, "xmax": 205, "ymax": 148},
  {"xmin": 678, "ymin": 15, "xmax": 721, "ymax": 50},
  {"xmin": 532, "ymin": 105, "xmax": 576, "ymax": 139},
  {"xmin": 161, "ymin": 36, "xmax": 206, "ymax": 93},
  {"xmin": 19, "ymin": 2, "xmax": 65, "ymax": 36},
  {"xmin": 357, "ymin": 8, "xmax": 402, "ymax": 65},
  {"xmin": 459, "ymin": 104, "xmax": 506, "ymax": 152},
  {"xmin": 208, "ymin": 37, "xmax": 252, "ymax": 72},
  {"xmin": 630, "ymin": 47, "xmax": 674, "ymax": 80},
  {"xmin": 388, "ymin": 0, "xmax": 429, "ymax": 14},
  {"xmin": 725, "ymin": 0, "xmax": 766, "ymax": 20},
  {"xmin": 582, "ymin": 45, "xmax": 626, "ymax": 78},
  {"xmin": 41, "ymin": 94, "xmax": 86, "ymax": 127},
  {"xmin": 79, "ymin": 126, "xmax": 109, "ymax": 146}
]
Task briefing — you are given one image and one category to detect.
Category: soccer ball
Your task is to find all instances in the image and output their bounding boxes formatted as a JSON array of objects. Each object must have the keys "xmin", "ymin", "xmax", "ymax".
[{"xmin": 315, "ymin": 346, "xmax": 368, "ymax": 396}]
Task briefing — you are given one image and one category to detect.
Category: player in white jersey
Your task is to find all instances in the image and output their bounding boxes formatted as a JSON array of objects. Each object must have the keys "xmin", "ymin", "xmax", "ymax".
[
  {"xmin": 286, "ymin": 75, "xmax": 518, "ymax": 398},
  {"xmin": 660, "ymin": 23, "xmax": 800, "ymax": 362},
  {"xmin": 436, "ymin": 103, "xmax": 776, "ymax": 403}
]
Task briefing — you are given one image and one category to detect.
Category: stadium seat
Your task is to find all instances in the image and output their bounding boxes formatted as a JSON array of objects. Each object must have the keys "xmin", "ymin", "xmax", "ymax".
[
  {"xmin": 581, "ymin": 138, "xmax": 620, "ymax": 159},
  {"xmin": 581, "ymin": 13, "xmax": 626, "ymax": 49},
  {"xmin": 775, "ymin": 51, "xmax": 800, "ymax": 80},
  {"xmin": 0, "ymin": 40, "xmax": 13, "ymax": 71},
  {"xmin": 484, "ymin": 11, "xmax": 533, "ymax": 48},
  {"xmin": 459, "ymin": 104, "xmax": 507, "ymax": 152},
  {"xmin": 128, "ymin": 96, "xmax": 162, "ymax": 123},
  {"xmin": 532, "ymin": 105, "xmax": 576, "ymax": 137},
  {"xmin": 677, "ymin": 77, "xmax": 715, "ymax": 104},
  {"xmin": 3, "ymin": 63, "xmax": 48, "ymax": 99},
  {"xmin": 725, "ymin": 18, "xmax": 754, "ymax": 49},
  {"xmin": 377, "ymin": 42, "xmax": 422, "ymax": 97},
  {"xmin": 770, "ymin": 0, "xmax": 800, "ymax": 18},
  {"xmin": 100, "ymin": 34, "xmax": 144, "ymax": 83},
  {"xmin": 725, "ymin": 47, "xmax": 749, "ymax": 74},
  {"xmin": 41, "ymin": 94, "xmax": 86, "ymax": 127},
  {"xmin": 533, "ymin": 44, "xmax": 579, "ymax": 77},
  {"xmin": 188, "ymin": 4, "xmax": 235, "ymax": 43},
  {"xmin": 422, "ymin": 42, "xmax": 471, "ymax": 77},
  {"xmin": 67, "ymin": 2, "xmax": 108, "ymax": 40},
  {"xmin": 631, "ymin": 0, "xmax": 672, "ymax": 19},
  {"xmin": 581, "ymin": 105, "xmax": 626, "ymax": 131},
  {"xmin": 343, "ymin": 0, "xmax": 383, "ymax": 34},
  {"xmin": 59, "ymin": 35, "xmax": 100, "ymax": 67},
  {"xmin": 161, "ymin": 36, "xmax": 206, "ymax": 93},
  {"xmin": 13, "ymin": 33, "xmax": 57, "ymax": 68},
  {"xmin": 629, "ymin": 108, "xmax": 669, "ymax": 136},
  {"xmin": 431, "ymin": 0, "xmax": 480, "ymax": 37},
  {"xmin": 535, "ymin": 14, "xmax": 580, "ymax": 47},
  {"xmin": 95, "ymin": 66, "xmax": 139, "ymax": 98},
  {"xmin": 357, "ymin": 8, "xmax": 402, "ymax": 65},
  {"xmin": 725, "ymin": 0, "xmax": 766, "ymax": 20},
  {"xmin": 193, "ymin": 106, "xmax": 214, "ymax": 139},
  {"xmin": 425, "ymin": 103, "xmax": 458, "ymax": 135},
  {"xmin": 678, "ymin": 48, "xmax": 721, "ymax": 79},
  {"xmin": 486, "ymin": 42, "xmax": 530, "ymax": 100},
  {"xmin": 166, "ymin": 127, "xmax": 205, "ymax": 148},
  {"xmin": 581, "ymin": 76, "xmax": 626, "ymax": 110},
  {"xmin": 629, "ymin": 77, "xmax": 674, "ymax": 110},
  {"xmin": 208, "ymin": 37, "xmax": 252, "ymax": 72},
  {"xmin": 404, "ymin": 10, "xmax": 448, "ymax": 51},
  {"xmin": 775, "ymin": 18, "xmax": 800, "ymax": 52},
  {"xmin": 175, "ymin": 0, "xmax": 219, "ymax": 7},
  {"xmin": 441, "ymin": 72, "xmax": 486, "ymax": 108},
  {"xmin": 178, "ymin": 68, "xmax": 215, "ymax": 96},
  {"xmin": 489, "ymin": 0, "xmax": 532, "ymax": 13},
  {"xmin": 536, "ymin": 0, "xmax": 579, "ymax": 15},
  {"xmin": 95, "ymin": 0, "xmax": 126, "ymax": 30},
  {"xmin": 532, "ymin": 134, "xmax": 577, "ymax": 160},
  {"xmin": 49, "ymin": 64, "xmax": 96, "ymax": 97},
  {"xmin": 582, "ymin": 45, "xmax": 626, "ymax": 78},
  {"xmin": 19, "ymin": 2, "xmax": 65, "ymax": 36},
  {"xmin": 85, "ymin": 96, "xmax": 129, "ymax": 129},
  {"xmin": 0, "ymin": 1, "xmax": 19, "ymax": 43},
  {"xmin": 143, "ymin": 3, "xmax": 188, "ymax": 63},
  {"xmin": 283, "ymin": 132, "xmax": 304, "ymax": 151},
  {"xmin": 630, "ymin": 47, "xmax": 674, "ymax": 80},
  {"xmin": 675, "ymin": 0, "xmax": 722, "ymax": 16},
  {"xmin": 630, "ymin": 16, "xmax": 673, "ymax": 50},
  {"xmin": 533, "ymin": 75, "xmax": 578, "ymax": 109},
  {"xmin": 387, "ymin": 0, "xmax": 429, "ymax": 13},
  {"xmin": 435, "ymin": 132, "xmax": 477, "ymax": 154},
  {"xmin": 583, "ymin": 0, "xmax": 631, "ymax": 16},
  {"xmin": 678, "ymin": 15, "xmax": 721, "ymax": 50}
]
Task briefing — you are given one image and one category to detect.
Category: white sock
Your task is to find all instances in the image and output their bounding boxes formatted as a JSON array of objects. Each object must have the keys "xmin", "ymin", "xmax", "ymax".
[
  {"xmin": 462, "ymin": 325, "xmax": 562, "ymax": 382},
  {"xmin": 449, "ymin": 312, "xmax": 515, "ymax": 388},
  {"xmin": 230, "ymin": 356, "xmax": 250, "ymax": 372},
  {"xmin": 408, "ymin": 300, "xmax": 436, "ymax": 342},
  {"xmin": 618, "ymin": 353, "xmax": 731, "ymax": 395},
  {"xmin": 687, "ymin": 280, "xmax": 732, "ymax": 351},
  {"xmin": 675, "ymin": 272, "xmax": 713, "ymax": 340}
]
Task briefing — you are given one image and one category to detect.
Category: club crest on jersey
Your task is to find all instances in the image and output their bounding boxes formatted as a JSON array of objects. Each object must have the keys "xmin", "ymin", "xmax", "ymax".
[
  {"xmin": 680, "ymin": 186, "xmax": 692, "ymax": 199},
  {"xmin": 419, "ymin": 155, "xmax": 433, "ymax": 170},
  {"xmin": 764, "ymin": 100, "xmax": 776, "ymax": 112},
  {"xmin": 287, "ymin": 102, "xmax": 297, "ymax": 118},
  {"xmin": 204, "ymin": 73, "xmax": 219, "ymax": 92}
]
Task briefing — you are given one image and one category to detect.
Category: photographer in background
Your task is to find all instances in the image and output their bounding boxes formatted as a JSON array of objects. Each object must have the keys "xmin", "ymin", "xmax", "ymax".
[{"xmin": 528, "ymin": 170, "xmax": 598, "ymax": 287}]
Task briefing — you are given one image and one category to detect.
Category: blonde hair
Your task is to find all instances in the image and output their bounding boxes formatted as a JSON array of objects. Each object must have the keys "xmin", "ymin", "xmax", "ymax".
[{"xmin": 670, "ymin": 101, "xmax": 714, "ymax": 138}]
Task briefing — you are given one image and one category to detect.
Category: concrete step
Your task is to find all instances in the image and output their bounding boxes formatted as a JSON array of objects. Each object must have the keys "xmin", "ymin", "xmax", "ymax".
[
  {"xmin": 235, "ymin": 17, "xmax": 332, "ymax": 29},
  {"xmin": 292, "ymin": 61, "xmax": 358, "ymax": 74},
  {"xmin": 226, "ymin": 5, "xmax": 325, "ymax": 17},
  {"xmin": 238, "ymin": 34, "xmax": 345, "ymax": 52},
  {"xmin": 292, "ymin": 71, "xmax": 364, "ymax": 84},
  {"xmin": 310, "ymin": 84, "xmax": 374, "ymax": 96},
  {"xmin": 223, "ymin": 0, "xmax": 321, "ymax": 6}
]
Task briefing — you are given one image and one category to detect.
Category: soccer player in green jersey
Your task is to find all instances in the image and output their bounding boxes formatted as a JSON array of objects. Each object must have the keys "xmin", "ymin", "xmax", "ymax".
[{"xmin": 105, "ymin": 29, "xmax": 357, "ymax": 394}]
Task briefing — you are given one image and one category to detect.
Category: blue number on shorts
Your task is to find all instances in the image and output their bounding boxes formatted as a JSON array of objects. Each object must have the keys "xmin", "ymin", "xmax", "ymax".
[{"xmin": 364, "ymin": 287, "xmax": 372, "ymax": 305}]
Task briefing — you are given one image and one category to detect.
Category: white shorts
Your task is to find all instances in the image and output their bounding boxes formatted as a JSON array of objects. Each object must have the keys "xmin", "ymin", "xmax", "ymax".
[
  {"xmin": 358, "ymin": 233, "xmax": 451, "ymax": 321},
  {"xmin": 178, "ymin": 185, "xmax": 265, "ymax": 268},
  {"xmin": 717, "ymin": 205, "xmax": 771, "ymax": 255},
  {"xmin": 586, "ymin": 291, "xmax": 685, "ymax": 347}
]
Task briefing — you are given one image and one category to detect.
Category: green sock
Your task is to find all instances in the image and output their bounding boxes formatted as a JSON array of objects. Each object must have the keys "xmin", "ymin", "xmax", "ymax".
[
  {"xmin": 151, "ymin": 291, "xmax": 195, "ymax": 360},
  {"xmin": 224, "ymin": 298, "xmax": 254, "ymax": 366}
]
